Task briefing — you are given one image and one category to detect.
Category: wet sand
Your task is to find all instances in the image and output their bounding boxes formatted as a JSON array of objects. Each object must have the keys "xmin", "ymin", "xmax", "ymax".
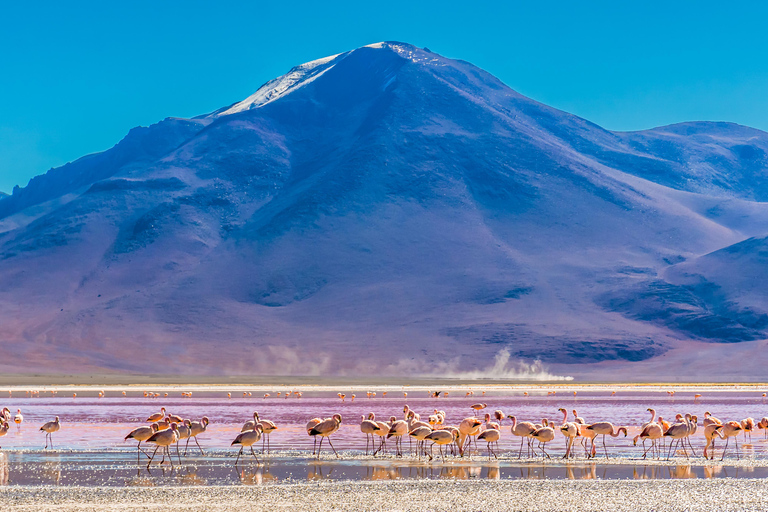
[{"xmin": 2, "ymin": 479, "xmax": 768, "ymax": 511}]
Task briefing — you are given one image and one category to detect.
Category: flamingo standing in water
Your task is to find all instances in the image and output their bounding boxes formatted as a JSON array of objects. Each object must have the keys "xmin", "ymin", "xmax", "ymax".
[
  {"xmin": 664, "ymin": 414, "xmax": 693, "ymax": 460},
  {"xmin": 530, "ymin": 420, "xmax": 556, "ymax": 458},
  {"xmin": 558, "ymin": 408, "xmax": 579, "ymax": 459},
  {"xmin": 409, "ymin": 425, "xmax": 433, "ymax": 457},
  {"xmin": 458, "ymin": 417, "xmax": 483, "ymax": 456},
  {"xmin": 242, "ymin": 412, "xmax": 277, "ymax": 454},
  {"xmin": 586, "ymin": 422, "xmax": 628, "ymax": 459},
  {"xmin": 125, "ymin": 423, "xmax": 159, "ymax": 461},
  {"xmin": 360, "ymin": 414, "xmax": 381, "ymax": 455},
  {"xmin": 741, "ymin": 417, "xmax": 755, "ymax": 442},
  {"xmin": 306, "ymin": 417, "xmax": 322, "ymax": 454},
  {"xmin": 634, "ymin": 422, "xmax": 663, "ymax": 459},
  {"xmin": 0, "ymin": 421, "xmax": 8, "ymax": 448},
  {"xmin": 231, "ymin": 425, "xmax": 264, "ymax": 465},
  {"xmin": 425, "ymin": 429, "xmax": 455, "ymax": 461},
  {"xmin": 186, "ymin": 417, "xmax": 209, "ymax": 455},
  {"xmin": 13, "ymin": 410, "xmax": 23, "ymax": 430},
  {"xmin": 146, "ymin": 408, "xmax": 167, "ymax": 422},
  {"xmin": 758, "ymin": 417, "xmax": 768, "ymax": 439},
  {"xmin": 40, "ymin": 417, "xmax": 60, "ymax": 450},
  {"xmin": 703, "ymin": 424, "xmax": 725, "ymax": 460},
  {"xmin": 477, "ymin": 428, "xmax": 501, "ymax": 459},
  {"xmin": 508, "ymin": 415, "xmax": 536, "ymax": 459},
  {"xmin": 386, "ymin": 416, "xmax": 408, "ymax": 457},
  {"xmin": 720, "ymin": 421, "xmax": 743, "ymax": 461},
  {"xmin": 145, "ymin": 423, "xmax": 179, "ymax": 469},
  {"xmin": 308, "ymin": 414, "xmax": 342, "ymax": 458}
]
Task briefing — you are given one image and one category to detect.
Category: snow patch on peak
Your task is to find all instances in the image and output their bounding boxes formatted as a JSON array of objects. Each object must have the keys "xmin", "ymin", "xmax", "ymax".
[{"xmin": 209, "ymin": 52, "xmax": 346, "ymax": 118}]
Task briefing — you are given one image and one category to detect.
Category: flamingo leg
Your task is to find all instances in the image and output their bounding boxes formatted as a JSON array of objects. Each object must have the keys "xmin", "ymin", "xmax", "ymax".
[
  {"xmin": 184, "ymin": 436, "xmax": 191, "ymax": 456},
  {"xmin": 137, "ymin": 441, "xmax": 151, "ymax": 459},
  {"xmin": 147, "ymin": 445, "xmax": 159, "ymax": 468},
  {"xmin": 317, "ymin": 437, "xmax": 324, "ymax": 457},
  {"xmin": 603, "ymin": 435, "xmax": 608, "ymax": 459},
  {"xmin": 666, "ymin": 439, "xmax": 676, "ymax": 460},
  {"xmin": 721, "ymin": 437, "xmax": 729, "ymax": 461},
  {"xmin": 517, "ymin": 436, "xmax": 524, "ymax": 459},
  {"xmin": 250, "ymin": 445, "xmax": 260, "ymax": 463},
  {"xmin": 327, "ymin": 437, "xmax": 339, "ymax": 458},
  {"xmin": 686, "ymin": 436, "xmax": 696, "ymax": 457},
  {"xmin": 235, "ymin": 446, "xmax": 243, "ymax": 465},
  {"xmin": 194, "ymin": 436, "xmax": 205, "ymax": 455},
  {"xmin": 176, "ymin": 441, "xmax": 182, "ymax": 465},
  {"xmin": 680, "ymin": 438, "xmax": 689, "ymax": 458}
]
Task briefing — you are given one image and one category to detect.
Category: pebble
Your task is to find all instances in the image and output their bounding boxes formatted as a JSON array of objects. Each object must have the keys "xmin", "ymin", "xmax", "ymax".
[{"xmin": 3, "ymin": 479, "xmax": 768, "ymax": 511}]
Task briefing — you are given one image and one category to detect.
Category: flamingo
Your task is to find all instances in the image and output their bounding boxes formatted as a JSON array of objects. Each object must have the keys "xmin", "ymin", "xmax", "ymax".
[
  {"xmin": 146, "ymin": 408, "xmax": 167, "ymax": 422},
  {"xmin": 408, "ymin": 426, "xmax": 433, "ymax": 457},
  {"xmin": 558, "ymin": 408, "xmax": 579, "ymax": 458},
  {"xmin": 720, "ymin": 421, "xmax": 743, "ymax": 461},
  {"xmin": 586, "ymin": 422, "xmax": 627, "ymax": 459},
  {"xmin": 477, "ymin": 428, "xmax": 501, "ymax": 459},
  {"xmin": 572, "ymin": 410, "xmax": 585, "ymax": 424},
  {"xmin": 371, "ymin": 414, "xmax": 390, "ymax": 456},
  {"xmin": 308, "ymin": 414, "xmax": 342, "ymax": 458},
  {"xmin": 641, "ymin": 408, "xmax": 656, "ymax": 429},
  {"xmin": 530, "ymin": 420, "xmax": 556, "ymax": 458},
  {"xmin": 125, "ymin": 423, "xmax": 159, "ymax": 461},
  {"xmin": 145, "ymin": 423, "xmax": 179, "ymax": 469},
  {"xmin": 758, "ymin": 417, "xmax": 768, "ymax": 439},
  {"xmin": 186, "ymin": 416, "xmax": 209, "ymax": 455},
  {"xmin": 40, "ymin": 416, "xmax": 60, "ymax": 449},
  {"xmin": 232, "ymin": 425, "xmax": 264, "ymax": 465},
  {"xmin": 508, "ymin": 415, "xmax": 537, "ymax": 458},
  {"xmin": 664, "ymin": 414, "xmax": 693, "ymax": 460},
  {"xmin": 703, "ymin": 424, "xmax": 725, "ymax": 460},
  {"xmin": 470, "ymin": 403, "xmax": 487, "ymax": 415},
  {"xmin": 242, "ymin": 412, "xmax": 277, "ymax": 454},
  {"xmin": 634, "ymin": 422, "xmax": 663, "ymax": 459},
  {"xmin": 360, "ymin": 414, "xmax": 381, "ymax": 455},
  {"xmin": 306, "ymin": 417, "xmax": 322, "ymax": 454},
  {"xmin": 458, "ymin": 417, "xmax": 483, "ymax": 456},
  {"xmin": 0, "ymin": 421, "xmax": 8, "ymax": 448},
  {"xmin": 741, "ymin": 417, "xmax": 755, "ymax": 442},
  {"xmin": 13, "ymin": 410, "xmax": 23, "ymax": 430},
  {"xmin": 175, "ymin": 419, "xmax": 192, "ymax": 462},
  {"xmin": 425, "ymin": 429, "xmax": 455, "ymax": 461},
  {"xmin": 386, "ymin": 416, "xmax": 408, "ymax": 457},
  {"xmin": 702, "ymin": 411, "xmax": 721, "ymax": 427}
]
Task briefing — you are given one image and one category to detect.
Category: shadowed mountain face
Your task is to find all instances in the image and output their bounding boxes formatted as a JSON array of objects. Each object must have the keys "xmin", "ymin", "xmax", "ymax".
[{"xmin": 2, "ymin": 42, "xmax": 768, "ymax": 379}]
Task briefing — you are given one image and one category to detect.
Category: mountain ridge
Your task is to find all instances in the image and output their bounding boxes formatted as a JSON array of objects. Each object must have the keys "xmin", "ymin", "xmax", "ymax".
[{"xmin": 1, "ymin": 41, "xmax": 767, "ymax": 380}]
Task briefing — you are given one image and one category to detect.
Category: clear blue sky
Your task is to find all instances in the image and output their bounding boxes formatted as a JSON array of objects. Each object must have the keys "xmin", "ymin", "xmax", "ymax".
[{"xmin": 1, "ymin": 1, "xmax": 767, "ymax": 193}]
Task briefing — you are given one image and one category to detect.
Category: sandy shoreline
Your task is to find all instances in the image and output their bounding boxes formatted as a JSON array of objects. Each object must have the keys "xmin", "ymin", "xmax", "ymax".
[
  {"xmin": 2, "ymin": 479, "xmax": 768, "ymax": 511},
  {"xmin": 1, "ymin": 376, "xmax": 767, "ymax": 393}
]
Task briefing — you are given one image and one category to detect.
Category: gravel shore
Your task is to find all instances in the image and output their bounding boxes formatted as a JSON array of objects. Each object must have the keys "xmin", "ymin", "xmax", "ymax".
[{"xmin": 2, "ymin": 479, "xmax": 768, "ymax": 511}]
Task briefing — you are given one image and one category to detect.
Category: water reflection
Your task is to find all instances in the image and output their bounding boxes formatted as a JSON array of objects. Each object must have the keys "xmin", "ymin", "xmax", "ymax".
[
  {"xmin": 3, "ymin": 451, "xmax": 768, "ymax": 486},
  {"xmin": 0, "ymin": 453, "xmax": 8, "ymax": 485},
  {"xmin": 41, "ymin": 453, "xmax": 61, "ymax": 484},
  {"xmin": 236, "ymin": 465, "xmax": 277, "ymax": 485}
]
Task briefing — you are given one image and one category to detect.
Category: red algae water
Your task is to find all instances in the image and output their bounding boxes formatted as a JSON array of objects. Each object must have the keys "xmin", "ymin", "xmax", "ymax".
[{"xmin": 1, "ymin": 387, "xmax": 768, "ymax": 486}]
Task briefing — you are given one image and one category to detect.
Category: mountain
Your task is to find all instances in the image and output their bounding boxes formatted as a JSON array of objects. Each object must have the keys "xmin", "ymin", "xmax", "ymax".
[{"xmin": 2, "ymin": 42, "xmax": 768, "ymax": 380}]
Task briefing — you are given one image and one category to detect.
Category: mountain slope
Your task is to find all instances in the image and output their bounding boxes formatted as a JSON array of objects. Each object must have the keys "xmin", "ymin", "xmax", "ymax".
[{"xmin": 1, "ymin": 42, "xmax": 767, "ymax": 379}]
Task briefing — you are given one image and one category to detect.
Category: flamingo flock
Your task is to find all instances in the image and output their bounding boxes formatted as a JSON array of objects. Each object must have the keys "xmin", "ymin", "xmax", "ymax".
[{"xmin": 4, "ymin": 394, "xmax": 768, "ymax": 467}]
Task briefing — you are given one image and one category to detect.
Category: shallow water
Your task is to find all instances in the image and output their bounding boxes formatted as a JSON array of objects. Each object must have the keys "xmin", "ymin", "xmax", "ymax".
[{"xmin": 1, "ymin": 388, "xmax": 768, "ymax": 485}]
